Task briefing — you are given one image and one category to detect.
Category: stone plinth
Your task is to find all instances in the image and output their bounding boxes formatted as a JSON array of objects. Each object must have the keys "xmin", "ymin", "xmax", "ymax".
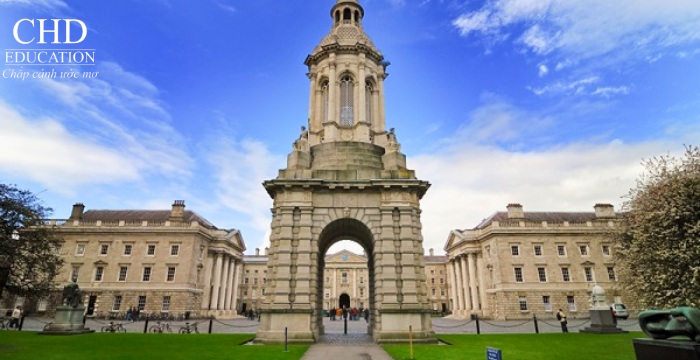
[
  {"xmin": 633, "ymin": 338, "xmax": 700, "ymax": 360},
  {"xmin": 40, "ymin": 305, "xmax": 94, "ymax": 335},
  {"xmin": 580, "ymin": 309, "xmax": 626, "ymax": 334}
]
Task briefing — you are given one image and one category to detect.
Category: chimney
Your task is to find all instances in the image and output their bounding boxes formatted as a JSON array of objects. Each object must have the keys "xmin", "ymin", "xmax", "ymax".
[
  {"xmin": 594, "ymin": 203, "xmax": 615, "ymax": 218},
  {"xmin": 255, "ymin": 248, "xmax": 260, "ymax": 256},
  {"xmin": 429, "ymin": 248, "xmax": 434, "ymax": 256},
  {"xmin": 265, "ymin": 247, "xmax": 269, "ymax": 255},
  {"xmin": 69, "ymin": 203, "xmax": 85, "ymax": 220},
  {"xmin": 507, "ymin": 203, "xmax": 524, "ymax": 219},
  {"xmin": 170, "ymin": 200, "xmax": 185, "ymax": 220}
]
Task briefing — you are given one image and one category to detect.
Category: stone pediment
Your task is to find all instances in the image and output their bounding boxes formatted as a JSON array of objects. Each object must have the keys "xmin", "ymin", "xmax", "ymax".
[{"xmin": 325, "ymin": 249, "xmax": 367, "ymax": 264}]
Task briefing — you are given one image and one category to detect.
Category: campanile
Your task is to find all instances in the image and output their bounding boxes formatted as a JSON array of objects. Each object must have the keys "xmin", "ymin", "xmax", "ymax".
[{"xmin": 256, "ymin": 0, "xmax": 436, "ymax": 343}]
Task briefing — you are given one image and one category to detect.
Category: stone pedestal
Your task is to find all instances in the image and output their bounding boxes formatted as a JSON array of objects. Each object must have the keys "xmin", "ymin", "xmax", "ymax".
[
  {"xmin": 40, "ymin": 305, "xmax": 94, "ymax": 335},
  {"xmin": 580, "ymin": 309, "xmax": 626, "ymax": 334},
  {"xmin": 633, "ymin": 338, "xmax": 700, "ymax": 360}
]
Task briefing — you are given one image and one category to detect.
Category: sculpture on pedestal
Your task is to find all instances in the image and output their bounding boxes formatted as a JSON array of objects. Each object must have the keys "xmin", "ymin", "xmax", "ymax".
[{"xmin": 639, "ymin": 307, "xmax": 700, "ymax": 342}]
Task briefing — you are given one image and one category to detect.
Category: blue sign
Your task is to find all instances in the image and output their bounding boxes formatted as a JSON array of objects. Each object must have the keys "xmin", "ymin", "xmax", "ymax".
[{"xmin": 487, "ymin": 347, "xmax": 502, "ymax": 360}]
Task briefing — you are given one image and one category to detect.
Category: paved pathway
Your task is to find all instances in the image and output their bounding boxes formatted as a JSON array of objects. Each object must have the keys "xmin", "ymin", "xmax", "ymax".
[{"xmin": 301, "ymin": 344, "xmax": 393, "ymax": 360}]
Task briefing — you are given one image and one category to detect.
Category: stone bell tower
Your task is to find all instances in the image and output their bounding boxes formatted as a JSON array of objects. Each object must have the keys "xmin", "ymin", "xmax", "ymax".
[{"xmin": 256, "ymin": 0, "xmax": 436, "ymax": 344}]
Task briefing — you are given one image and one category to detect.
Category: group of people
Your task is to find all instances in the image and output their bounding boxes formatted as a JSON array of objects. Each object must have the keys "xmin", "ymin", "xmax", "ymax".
[
  {"xmin": 329, "ymin": 306, "xmax": 369, "ymax": 323},
  {"xmin": 125, "ymin": 306, "xmax": 140, "ymax": 322}
]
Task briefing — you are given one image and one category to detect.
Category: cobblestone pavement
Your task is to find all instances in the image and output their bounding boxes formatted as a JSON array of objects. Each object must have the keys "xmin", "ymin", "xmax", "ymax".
[{"xmin": 13, "ymin": 315, "xmax": 640, "ymax": 335}]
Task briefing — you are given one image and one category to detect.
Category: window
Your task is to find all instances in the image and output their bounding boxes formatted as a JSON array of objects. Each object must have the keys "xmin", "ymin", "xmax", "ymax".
[
  {"xmin": 561, "ymin": 268, "xmax": 571, "ymax": 282},
  {"xmin": 94, "ymin": 267, "xmax": 104, "ymax": 281},
  {"xmin": 254, "ymin": 278, "xmax": 258, "ymax": 285},
  {"xmin": 170, "ymin": 245, "xmax": 179, "ymax": 256},
  {"xmin": 543, "ymin": 296, "xmax": 552, "ymax": 312},
  {"xmin": 514, "ymin": 267, "xmax": 523, "ymax": 282},
  {"xmin": 123, "ymin": 244, "xmax": 132, "ymax": 255},
  {"xmin": 441, "ymin": 289, "xmax": 446, "ymax": 296},
  {"xmin": 602, "ymin": 245, "xmax": 611, "ymax": 256},
  {"xmin": 71, "ymin": 266, "xmax": 80, "ymax": 280},
  {"xmin": 325, "ymin": 276, "xmax": 329, "ymax": 283},
  {"xmin": 142, "ymin": 267, "xmax": 152, "ymax": 282},
  {"xmin": 325, "ymin": 292, "xmax": 330, "ymax": 299},
  {"xmin": 567, "ymin": 295, "xmax": 576, "ymax": 311},
  {"xmin": 537, "ymin": 267, "xmax": 547, "ymax": 282},
  {"xmin": 112, "ymin": 295, "xmax": 122, "ymax": 311},
  {"xmin": 52, "ymin": 244, "xmax": 63, "ymax": 255},
  {"xmin": 584, "ymin": 267, "xmax": 594, "ymax": 282},
  {"xmin": 534, "ymin": 245, "xmax": 543, "ymax": 256},
  {"xmin": 519, "ymin": 296, "xmax": 528, "ymax": 311},
  {"xmin": 360, "ymin": 276, "xmax": 364, "ymax": 284},
  {"xmin": 579, "ymin": 245, "xmax": 589, "ymax": 256},
  {"xmin": 118, "ymin": 267, "xmax": 128, "ymax": 282},
  {"xmin": 262, "ymin": 289, "xmax": 266, "ymax": 295},
  {"xmin": 365, "ymin": 81, "xmax": 372, "ymax": 124},
  {"xmin": 607, "ymin": 267, "xmax": 616, "ymax": 281},
  {"xmin": 511, "ymin": 245, "xmax": 520, "ymax": 256},
  {"xmin": 138, "ymin": 296, "xmax": 146, "ymax": 311},
  {"xmin": 557, "ymin": 245, "xmax": 566, "ymax": 256},
  {"xmin": 360, "ymin": 288, "xmax": 364, "ymax": 296},
  {"xmin": 162, "ymin": 296, "xmax": 171, "ymax": 311},
  {"xmin": 76, "ymin": 244, "xmax": 85, "ymax": 256},
  {"xmin": 432, "ymin": 289, "xmax": 436, "ymax": 295},
  {"xmin": 166, "ymin": 267, "xmax": 176, "ymax": 282},
  {"xmin": 430, "ymin": 269, "xmax": 435, "ymax": 275},
  {"xmin": 147, "ymin": 244, "xmax": 156, "ymax": 256},
  {"xmin": 254, "ymin": 270, "xmax": 258, "ymax": 274},
  {"xmin": 342, "ymin": 272, "xmax": 348, "ymax": 283},
  {"xmin": 244, "ymin": 278, "xmax": 249, "ymax": 284},
  {"xmin": 99, "ymin": 244, "xmax": 109, "ymax": 255},
  {"xmin": 431, "ymin": 278, "xmax": 435, "ymax": 284},
  {"xmin": 263, "ymin": 278, "xmax": 266, "ymax": 284},
  {"xmin": 339, "ymin": 76, "xmax": 354, "ymax": 126},
  {"xmin": 440, "ymin": 278, "xmax": 444, "ymax": 284}
]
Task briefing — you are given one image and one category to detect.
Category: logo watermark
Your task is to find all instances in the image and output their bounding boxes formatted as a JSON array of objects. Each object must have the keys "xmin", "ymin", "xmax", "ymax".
[{"xmin": 3, "ymin": 18, "xmax": 98, "ymax": 80}]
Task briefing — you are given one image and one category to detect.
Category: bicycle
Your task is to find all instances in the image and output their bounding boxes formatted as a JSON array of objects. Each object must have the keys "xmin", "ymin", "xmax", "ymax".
[
  {"xmin": 149, "ymin": 321, "xmax": 173, "ymax": 333},
  {"xmin": 178, "ymin": 322, "xmax": 199, "ymax": 334},
  {"xmin": 101, "ymin": 322, "xmax": 127, "ymax": 333}
]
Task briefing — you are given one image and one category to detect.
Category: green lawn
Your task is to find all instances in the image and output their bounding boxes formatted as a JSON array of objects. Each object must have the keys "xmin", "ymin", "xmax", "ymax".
[
  {"xmin": 0, "ymin": 331, "xmax": 644, "ymax": 360},
  {"xmin": 383, "ymin": 332, "xmax": 643, "ymax": 360},
  {"xmin": 0, "ymin": 332, "xmax": 308, "ymax": 360}
]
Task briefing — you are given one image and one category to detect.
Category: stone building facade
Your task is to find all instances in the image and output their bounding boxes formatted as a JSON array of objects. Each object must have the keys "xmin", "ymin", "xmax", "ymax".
[
  {"xmin": 40, "ymin": 201, "xmax": 245, "ymax": 319},
  {"xmin": 445, "ymin": 203, "xmax": 623, "ymax": 320}
]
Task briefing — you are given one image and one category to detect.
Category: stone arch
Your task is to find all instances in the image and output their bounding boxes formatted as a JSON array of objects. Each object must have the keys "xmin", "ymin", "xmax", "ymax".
[{"xmin": 314, "ymin": 217, "xmax": 376, "ymax": 336}]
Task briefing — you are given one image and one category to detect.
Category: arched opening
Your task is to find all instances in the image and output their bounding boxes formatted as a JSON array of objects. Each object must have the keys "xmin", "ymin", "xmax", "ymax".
[
  {"xmin": 335, "ymin": 10, "xmax": 340, "ymax": 24},
  {"xmin": 316, "ymin": 219, "xmax": 375, "ymax": 336},
  {"xmin": 343, "ymin": 8, "xmax": 352, "ymax": 21},
  {"xmin": 339, "ymin": 75, "xmax": 354, "ymax": 126},
  {"xmin": 339, "ymin": 293, "xmax": 350, "ymax": 309},
  {"xmin": 354, "ymin": 10, "xmax": 360, "ymax": 23}
]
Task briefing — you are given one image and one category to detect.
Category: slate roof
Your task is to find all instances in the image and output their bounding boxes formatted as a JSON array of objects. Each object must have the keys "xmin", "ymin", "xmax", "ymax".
[
  {"xmin": 473, "ymin": 211, "xmax": 619, "ymax": 230},
  {"xmin": 80, "ymin": 210, "xmax": 217, "ymax": 229},
  {"xmin": 424, "ymin": 255, "xmax": 448, "ymax": 263}
]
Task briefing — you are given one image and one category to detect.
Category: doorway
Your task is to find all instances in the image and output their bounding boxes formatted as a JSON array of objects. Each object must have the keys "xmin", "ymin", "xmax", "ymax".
[{"xmin": 339, "ymin": 293, "xmax": 350, "ymax": 309}]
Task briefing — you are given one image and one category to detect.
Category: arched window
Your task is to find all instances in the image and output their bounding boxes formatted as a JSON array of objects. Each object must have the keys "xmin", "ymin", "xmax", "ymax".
[
  {"xmin": 340, "ymin": 76, "xmax": 354, "ymax": 126},
  {"xmin": 343, "ymin": 8, "xmax": 352, "ymax": 21},
  {"xmin": 335, "ymin": 11, "xmax": 340, "ymax": 24},
  {"xmin": 321, "ymin": 81, "xmax": 329, "ymax": 123},
  {"xmin": 354, "ymin": 11, "xmax": 360, "ymax": 23},
  {"xmin": 365, "ymin": 81, "xmax": 373, "ymax": 124}
]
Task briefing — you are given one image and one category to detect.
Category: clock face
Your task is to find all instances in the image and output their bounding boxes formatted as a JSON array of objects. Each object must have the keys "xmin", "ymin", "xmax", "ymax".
[{"xmin": 342, "ymin": 254, "xmax": 349, "ymax": 261}]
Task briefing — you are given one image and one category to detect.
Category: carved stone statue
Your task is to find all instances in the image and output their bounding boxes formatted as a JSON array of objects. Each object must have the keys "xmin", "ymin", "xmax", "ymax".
[
  {"xmin": 293, "ymin": 126, "xmax": 309, "ymax": 151},
  {"xmin": 590, "ymin": 284, "xmax": 608, "ymax": 310},
  {"xmin": 62, "ymin": 276, "xmax": 83, "ymax": 308},
  {"xmin": 639, "ymin": 307, "xmax": 700, "ymax": 342}
]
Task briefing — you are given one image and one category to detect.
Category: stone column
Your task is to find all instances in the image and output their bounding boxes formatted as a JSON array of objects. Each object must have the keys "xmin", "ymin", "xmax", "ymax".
[
  {"xmin": 224, "ymin": 257, "xmax": 235, "ymax": 311},
  {"xmin": 476, "ymin": 255, "xmax": 488, "ymax": 316},
  {"xmin": 453, "ymin": 258, "xmax": 464, "ymax": 314},
  {"xmin": 448, "ymin": 259, "xmax": 458, "ymax": 313},
  {"xmin": 210, "ymin": 252, "xmax": 223, "ymax": 311},
  {"xmin": 328, "ymin": 61, "xmax": 337, "ymax": 122},
  {"xmin": 460, "ymin": 255, "xmax": 472, "ymax": 312},
  {"xmin": 358, "ymin": 62, "xmax": 366, "ymax": 123},
  {"xmin": 219, "ymin": 255, "xmax": 230, "ymax": 310},
  {"xmin": 468, "ymin": 252, "xmax": 479, "ymax": 312},
  {"xmin": 230, "ymin": 260, "xmax": 241, "ymax": 313},
  {"xmin": 201, "ymin": 251, "xmax": 214, "ymax": 309},
  {"xmin": 353, "ymin": 268, "xmax": 357, "ymax": 300},
  {"xmin": 307, "ymin": 72, "xmax": 316, "ymax": 128},
  {"xmin": 377, "ymin": 74, "xmax": 386, "ymax": 131},
  {"xmin": 332, "ymin": 268, "xmax": 336, "ymax": 307}
]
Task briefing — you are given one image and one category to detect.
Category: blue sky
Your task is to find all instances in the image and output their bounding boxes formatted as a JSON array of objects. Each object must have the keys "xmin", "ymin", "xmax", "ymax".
[{"xmin": 1, "ymin": 0, "xmax": 699, "ymax": 255}]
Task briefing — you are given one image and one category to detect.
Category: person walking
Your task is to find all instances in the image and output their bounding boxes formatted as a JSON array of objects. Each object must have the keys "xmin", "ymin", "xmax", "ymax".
[
  {"xmin": 363, "ymin": 308, "xmax": 370, "ymax": 323},
  {"xmin": 556, "ymin": 308, "xmax": 568, "ymax": 333},
  {"xmin": 10, "ymin": 306, "xmax": 22, "ymax": 329}
]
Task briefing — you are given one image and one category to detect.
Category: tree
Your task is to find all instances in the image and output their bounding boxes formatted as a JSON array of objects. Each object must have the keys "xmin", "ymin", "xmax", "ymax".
[
  {"xmin": 0, "ymin": 184, "xmax": 63, "ymax": 300},
  {"xmin": 615, "ymin": 145, "xmax": 700, "ymax": 308}
]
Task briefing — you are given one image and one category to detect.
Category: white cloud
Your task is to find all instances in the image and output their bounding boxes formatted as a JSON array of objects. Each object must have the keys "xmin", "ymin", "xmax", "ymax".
[
  {"xmin": 528, "ymin": 76, "xmax": 600, "ymax": 96},
  {"xmin": 0, "ymin": 101, "xmax": 140, "ymax": 192},
  {"xmin": 206, "ymin": 136, "xmax": 283, "ymax": 250},
  {"xmin": 0, "ymin": 0, "xmax": 67, "ymax": 10},
  {"xmin": 538, "ymin": 63, "xmax": 548, "ymax": 77},
  {"xmin": 215, "ymin": 1, "xmax": 236, "ymax": 13},
  {"xmin": 453, "ymin": 0, "xmax": 700, "ymax": 63},
  {"xmin": 413, "ymin": 138, "xmax": 679, "ymax": 255},
  {"xmin": 591, "ymin": 86, "xmax": 631, "ymax": 98}
]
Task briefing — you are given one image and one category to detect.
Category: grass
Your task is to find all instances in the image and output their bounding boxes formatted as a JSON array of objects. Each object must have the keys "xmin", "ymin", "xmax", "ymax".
[
  {"xmin": 0, "ymin": 332, "xmax": 309, "ymax": 360},
  {"xmin": 0, "ymin": 331, "xmax": 644, "ymax": 360},
  {"xmin": 383, "ymin": 332, "xmax": 643, "ymax": 360}
]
